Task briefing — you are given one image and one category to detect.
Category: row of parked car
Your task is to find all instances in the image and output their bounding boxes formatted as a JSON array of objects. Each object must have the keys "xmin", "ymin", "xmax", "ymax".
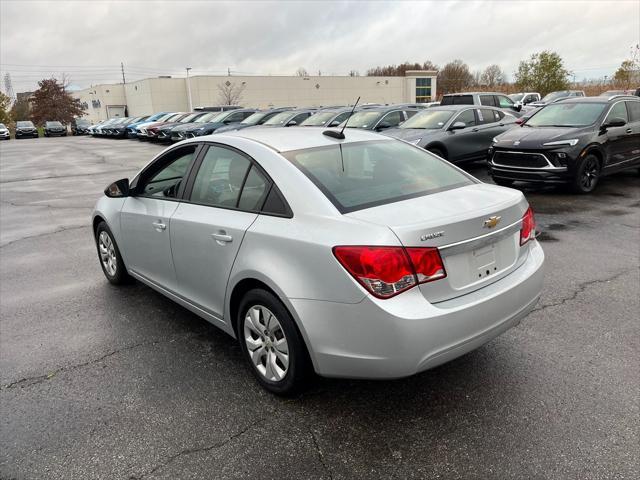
[{"xmin": 0, "ymin": 118, "xmax": 95, "ymax": 139}]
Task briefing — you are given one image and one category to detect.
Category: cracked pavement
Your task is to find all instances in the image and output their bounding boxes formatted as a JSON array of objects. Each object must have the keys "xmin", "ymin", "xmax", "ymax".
[{"xmin": 1, "ymin": 136, "xmax": 639, "ymax": 479}]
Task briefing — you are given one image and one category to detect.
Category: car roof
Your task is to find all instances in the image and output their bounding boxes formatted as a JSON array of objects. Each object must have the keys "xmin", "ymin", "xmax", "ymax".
[
  {"xmin": 443, "ymin": 92, "xmax": 506, "ymax": 96},
  {"xmin": 352, "ymin": 105, "xmax": 418, "ymax": 113},
  {"xmin": 189, "ymin": 126, "xmax": 392, "ymax": 152},
  {"xmin": 558, "ymin": 96, "xmax": 638, "ymax": 104},
  {"xmin": 425, "ymin": 104, "xmax": 480, "ymax": 111}
]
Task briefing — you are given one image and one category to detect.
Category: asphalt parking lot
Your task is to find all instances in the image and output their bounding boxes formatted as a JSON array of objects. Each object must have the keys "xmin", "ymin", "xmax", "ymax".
[{"xmin": 0, "ymin": 136, "xmax": 638, "ymax": 480}]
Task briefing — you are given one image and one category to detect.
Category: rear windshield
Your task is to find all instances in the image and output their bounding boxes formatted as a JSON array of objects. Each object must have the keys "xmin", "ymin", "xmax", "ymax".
[
  {"xmin": 441, "ymin": 95, "xmax": 473, "ymax": 105},
  {"xmin": 283, "ymin": 140, "xmax": 473, "ymax": 213}
]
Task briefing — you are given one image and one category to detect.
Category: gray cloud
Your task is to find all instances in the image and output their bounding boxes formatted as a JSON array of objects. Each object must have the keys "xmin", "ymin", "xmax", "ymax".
[{"xmin": 1, "ymin": 0, "xmax": 638, "ymax": 92}]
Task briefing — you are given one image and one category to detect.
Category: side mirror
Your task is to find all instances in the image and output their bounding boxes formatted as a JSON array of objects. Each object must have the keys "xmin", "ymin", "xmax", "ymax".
[
  {"xmin": 375, "ymin": 122, "xmax": 391, "ymax": 131},
  {"xmin": 449, "ymin": 121, "xmax": 466, "ymax": 131},
  {"xmin": 104, "ymin": 178, "xmax": 130, "ymax": 198},
  {"xmin": 514, "ymin": 103, "xmax": 522, "ymax": 112},
  {"xmin": 602, "ymin": 118, "xmax": 626, "ymax": 129},
  {"xmin": 286, "ymin": 120, "xmax": 297, "ymax": 126}
]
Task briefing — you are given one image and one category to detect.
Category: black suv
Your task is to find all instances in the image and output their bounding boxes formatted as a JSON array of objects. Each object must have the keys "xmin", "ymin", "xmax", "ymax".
[
  {"xmin": 44, "ymin": 121, "xmax": 67, "ymax": 137},
  {"xmin": 15, "ymin": 121, "xmax": 39, "ymax": 139},
  {"xmin": 71, "ymin": 118, "xmax": 91, "ymax": 135},
  {"xmin": 488, "ymin": 96, "xmax": 640, "ymax": 193}
]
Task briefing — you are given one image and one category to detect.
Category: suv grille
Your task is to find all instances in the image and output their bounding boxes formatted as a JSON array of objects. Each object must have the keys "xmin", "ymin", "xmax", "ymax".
[{"xmin": 493, "ymin": 151, "xmax": 550, "ymax": 168}]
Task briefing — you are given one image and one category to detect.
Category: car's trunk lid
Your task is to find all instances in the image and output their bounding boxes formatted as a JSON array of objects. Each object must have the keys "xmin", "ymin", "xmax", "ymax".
[{"xmin": 346, "ymin": 183, "xmax": 529, "ymax": 303}]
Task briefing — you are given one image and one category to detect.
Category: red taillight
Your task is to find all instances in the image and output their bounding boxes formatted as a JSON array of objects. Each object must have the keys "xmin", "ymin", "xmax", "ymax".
[
  {"xmin": 520, "ymin": 207, "xmax": 536, "ymax": 246},
  {"xmin": 333, "ymin": 246, "xmax": 446, "ymax": 299}
]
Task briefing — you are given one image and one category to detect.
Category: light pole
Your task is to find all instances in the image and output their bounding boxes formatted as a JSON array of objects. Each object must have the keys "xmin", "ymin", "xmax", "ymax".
[{"xmin": 186, "ymin": 67, "xmax": 193, "ymax": 111}]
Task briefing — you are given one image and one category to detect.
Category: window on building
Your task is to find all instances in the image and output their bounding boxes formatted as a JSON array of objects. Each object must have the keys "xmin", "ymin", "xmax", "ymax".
[{"xmin": 415, "ymin": 77, "xmax": 432, "ymax": 103}]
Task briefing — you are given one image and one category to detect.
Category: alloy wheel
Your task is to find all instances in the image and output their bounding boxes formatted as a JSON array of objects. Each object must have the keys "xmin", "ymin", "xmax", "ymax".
[
  {"xmin": 243, "ymin": 305, "xmax": 289, "ymax": 382},
  {"xmin": 98, "ymin": 231, "xmax": 117, "ymax": 277},
  {"xmin": 580, "ymin": 157, "xmax": 599, "ymax": 190}
]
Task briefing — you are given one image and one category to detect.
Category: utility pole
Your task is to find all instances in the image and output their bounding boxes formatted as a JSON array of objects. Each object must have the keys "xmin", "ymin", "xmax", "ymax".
[
  {"xmin": 186, "ymin": 67, "xmax": 193, "ymax": 111},
  {"xmin": 228, "ymin": 67, "xmax": 231, "ymax": 77},
  {"xmin": 121, "ymin": 62, "xmax": 126, "ymax": 84}
]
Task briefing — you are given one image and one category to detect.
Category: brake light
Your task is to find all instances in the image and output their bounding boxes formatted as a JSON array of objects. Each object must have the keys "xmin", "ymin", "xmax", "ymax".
[
  {"xmin": 520, "ymin": 207, "xmax": 536, "ymax": 245},
  {"xmin": 333, "ymin": 246, "xmax": 446, "ymax": 299}
]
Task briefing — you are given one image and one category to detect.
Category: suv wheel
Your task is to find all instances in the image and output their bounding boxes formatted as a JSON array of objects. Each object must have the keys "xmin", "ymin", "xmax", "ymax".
[
  {"xmin": 237, "ymin": 289, "xmax": 311, "ymax": 395},
  {"xmin": 572, "ymin": 154, "xmax": 600, "ymax": 193},
  {"xmin": 427, "ymin": 147, "xmax": 446, "ymax": 159},
  {"xmin": 95, "ymin": 221, "xmax": 132, "ymax": 285}
]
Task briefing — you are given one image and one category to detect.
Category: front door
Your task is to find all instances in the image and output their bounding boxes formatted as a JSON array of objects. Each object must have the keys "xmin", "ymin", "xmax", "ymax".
[
  {"xmin": 120, "ymin": 145, "xmax": 199, "ymax": 291},
  {"xmin": 170, "ymin": 145, "xmax": 270, "ymax": 319}
]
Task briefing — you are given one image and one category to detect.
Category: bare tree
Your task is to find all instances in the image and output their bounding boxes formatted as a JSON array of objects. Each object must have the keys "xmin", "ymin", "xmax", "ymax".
[
  {"xmin": 481, "ymin": 64, "xmax": 504, "ymax": 88},
  {"xmin": 217, "ymin": 80, "xmax": 246, "ymax": 106},
  {"xmin": 296, "ymin": 67, "xmax": 309, "ymax": 77},
  {"xmin": 348, "ymin": 70, "xmax": 360, "ymax": 77},
  {"xmin": 437, "ymin": 60, "xmax": 474, "ymax": 94}
]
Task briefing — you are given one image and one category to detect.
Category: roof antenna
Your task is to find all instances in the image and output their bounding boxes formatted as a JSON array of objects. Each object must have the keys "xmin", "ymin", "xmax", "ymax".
[{"xmin": 323, "ymin": 96, "xmax": 360, "ymax": 140}]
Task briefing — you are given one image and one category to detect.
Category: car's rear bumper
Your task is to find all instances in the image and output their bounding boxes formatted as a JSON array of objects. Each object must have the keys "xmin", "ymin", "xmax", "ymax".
[{"xmin": 290, "ymin": 240, "xmax": 544, "ymax": 379}]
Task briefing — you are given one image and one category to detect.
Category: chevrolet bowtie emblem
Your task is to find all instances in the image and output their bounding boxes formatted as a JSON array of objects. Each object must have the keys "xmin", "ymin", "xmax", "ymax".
[{"xmin": 483, "ymin": 216, "xmax": 501, "ymax": 229}]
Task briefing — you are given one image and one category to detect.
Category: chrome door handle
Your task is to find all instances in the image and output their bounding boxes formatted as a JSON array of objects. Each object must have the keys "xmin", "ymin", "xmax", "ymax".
[
  {"xmin": 152, "ymin": 221, "xmax": 166, "ymax": 231},
  {"xmin": 472, "ymin": 128, "xmax": 479, "ymax": 132},
  {"xmin": 211, "ymin": 232, "xmax": 233, "ymax": 244},
  {"xmin": 626, "ymin": 128, "xmax": 633, "ymax": 134}
]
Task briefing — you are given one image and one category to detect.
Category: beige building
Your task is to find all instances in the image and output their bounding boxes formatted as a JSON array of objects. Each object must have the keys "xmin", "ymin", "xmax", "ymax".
[{"xmin": 73, "ymin": 70, "xmax": 437, "ymax": 123}]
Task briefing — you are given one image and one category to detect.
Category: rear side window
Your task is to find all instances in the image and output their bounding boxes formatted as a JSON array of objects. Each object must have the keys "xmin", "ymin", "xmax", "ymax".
[
  {"xmin": 477, "ymin": 109, "xmax": 497, "ymax": 125},
  {"xmin": 284, "ymin": 140, "xmax": 473, "ymax": 213},
  {"xmin": 379, "ymin": 111, "xmax": 403, "ymax": 127},
  {"xmin": 441, "ymin": 95, "xmax": 473, "ymax": 105},
  {"xmin": 237, "ymin": 166, "xmax": 269, "ymax": 211},
  {"xmin": 480, "ymin": 95, "xmax": 496, "ymax": 107},
  {"xmin": 626, "ymin": 101, "xmax": 640, "ymax": 122}
]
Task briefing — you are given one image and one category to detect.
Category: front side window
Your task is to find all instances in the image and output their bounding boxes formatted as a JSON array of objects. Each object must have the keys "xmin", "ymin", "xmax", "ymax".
[
  {"xmin": 452, "ymin": 109, "xmax": 477, "ymax": 127},
  {"xmin": 605, "ymin": 102, "xmax": 628, "ymax": 123},
  {"xmin": 284, "ymin": 140, "xmax": 473, "ymax": 213},
  {"xmin": 379, "ymin": 111, "xmax": 403, "ymax": 128},
  {"xmin": 400, "ymin": 110, "xmax": 454, "ymax": 129},
  {"xmin": 189, "ymin": 146, "xmax": 251, "ymax": 208},
  {"xmin": 140, "ymin": 146, "xmax": 196, "ymax": 198},
  {"xmin": 291, "ymin": 113, "xmax": 311, "ymax": 125}
]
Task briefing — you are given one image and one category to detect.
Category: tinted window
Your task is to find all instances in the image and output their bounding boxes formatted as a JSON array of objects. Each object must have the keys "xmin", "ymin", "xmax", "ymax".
[
  {"xmin": 453, "ymin": 109, "xmax": 477, "ymax": 127},
  {"xmin": 301, "ymin": 112, "xmax": 338, "ymax": 126},
  {"xmin": 284, "ymin": 140, "xmax": 473, "ymax": 213},
  {"xmin": 605, "ymin": 102, "xmax": 628, "ymax": 123},
  {"xmin": 238, "ymin": 166, "xmax": 269, "ymax": 211},
  {"xmin": 264, "ymin": 112, "xmax": 297, "ymax": 126},
  {"xmin": 332, "ymin": 111, "xmax": 351, "ymax": 125},
  {"xmin": 477, "ymin": 109, "xmax": 496, "ymax": 125},
  {"xmin": 141, "ymin": 146, "xmax": 196, "ymax": 198},
  {"xmin": 190, "ymin": 146, "xmax": 251, "ymax": 208},
  {"xmin": 497, "ymin": 95, "xmax": 514, "ymax": 108},
  {"xmin": 441, "ymin": 95, "xmax": 473, "ymax": 105},
  {"xmin": 405, "ymin": 110, "xmax": 419, "ymax": 119},
  {"xmin": 480, "ymin": 95, "xmax": 496, "ymax": 107},
  {"xmin": 345, "ymin": 111, "xmax": 383, "ymax": 128},
  {"xmin": 225, "ymin": 111, "xmax": 251, "ymax": 123},
  {"xmin": 291, "ymin": 113, "xmax": 311, "ymax": 125},
  {"xmin": 626, "ymin": 101, "xmax": 640, "ymax": 122},
  {"xmin": 262, "ymin": 187, "xmax": 289, "ymax": 216},
  {"xmin": 400, "ymin": 110, "xmax": 454, "ymax": 129}
]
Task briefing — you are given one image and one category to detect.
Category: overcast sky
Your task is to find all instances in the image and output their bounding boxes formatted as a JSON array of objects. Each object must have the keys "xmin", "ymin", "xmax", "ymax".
[{"xmin": 1, "ymin": 0, "xmax": 638, "ymax": 93}]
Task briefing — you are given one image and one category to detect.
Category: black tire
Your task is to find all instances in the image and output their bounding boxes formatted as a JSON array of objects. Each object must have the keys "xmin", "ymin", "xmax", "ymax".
[
  {"xmin": 427, "ymin": 147, "xmax": 446, "ymax": 159},
  {"xmin": 571, "ymin": 154, "xmax": 600, "ymax": 194},
  {"xmin": 493, "ymin": 177, "xmax": 514, "ymax": 187},
  {"xmin": 237, "ymin": 288, "xmax": 312, "ymax": 396},
  {"xmin": 95, "ymin": 221, "xmax": 132, "ymax": 285}
]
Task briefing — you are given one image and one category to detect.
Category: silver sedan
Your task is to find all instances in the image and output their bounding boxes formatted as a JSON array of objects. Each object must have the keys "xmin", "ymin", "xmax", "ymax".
[{"xmin": 92, "ymin": 128, "xmax": 544, "ymax": 395}]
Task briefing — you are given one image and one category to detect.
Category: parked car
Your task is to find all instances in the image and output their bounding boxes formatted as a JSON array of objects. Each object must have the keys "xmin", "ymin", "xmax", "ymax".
[
  {"xmin": 151, "ymin": 112, "xmax": 210, "ymax": 142},
  {"xmin": 248, "ymin": 109, "xmax": 316, "ymax": 129},
  {"xmin": 15, "ymin": 121, "xmax": 38, "ymax": 139},
  {"xmin": 441, "ymin": 92, "xmax": 524, "ymax": 117},
  {"xmin": 71, "ymin": 118, "xmax": 92, "ymax": 135},
  {"xmin": 489, "ymin": 96, "xmax": 640, "ymax": 193},
  {"xmin": 384, "ymin": 105, "xmax": 517, "ymax": 163},
  {"xmin": 92, "ymin": 127, "xmax": 544, "ymax": 394},
  {"xmin": 213, "ymin": 107, "xmax": 295, "ymax": 134},
  {"xmin": 94, "ymin": 118, "xmax": 123, "ymax": 136},
  {"xmin": 136, "ymin": 113, "xmax": 185, "ymax": 139},
  {"xmin": 44, "ymin": 121, "xmax": 67, "ymax": 137},
  {"xmin": 170, "ymin": 111, "xmax": 238, "ymax": 141},
  {"xmin": 108, "ymin": 116, "xmax": 149, "ymax": 138},
  {"xmin": 179, "ymin": 109, "xmax": 259, "ymax": 138},
  {"xmin": 341, "ymin": 105, "xmax": 422, "ymax": 131},
  {"xmin": 300, "ymin": 107, "xmax": 357, "ymax": 127},
  {"xmin": 0, "ymin": 123, "xmax": 10, "ymax": 140},
  {"xmin": 103, "ymin": 117, "xmax": 130, "ymax": 136},
  {"xmin": 145, "ymin": 113, "xmax": 194, "ymax": 140},
  {"xmin": 527, "ymin": 90, "xmax": 585, "ymax": 108},
  {"xmin": 508, "ymin": 92, "xmax": 541, "ymax": 105},
  {"xmin": 126, "ymin": 112, "xmax": 168, "ymax": 138}
]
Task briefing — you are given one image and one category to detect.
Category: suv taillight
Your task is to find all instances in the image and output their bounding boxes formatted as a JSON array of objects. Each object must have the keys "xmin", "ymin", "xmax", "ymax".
[
  {"xmin": 520, "ymin": 207, "xmax": 536, "ymax": 246},
  {"xmin": 333, "ymin": 246, "xmax": 446, "ymax": 299}
]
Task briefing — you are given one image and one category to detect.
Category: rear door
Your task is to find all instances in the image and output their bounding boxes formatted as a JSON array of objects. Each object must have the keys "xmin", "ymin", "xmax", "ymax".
[
  {"xmin": 170, "ymin": 144, "xmax": 270, "ymax": 319},
  {"xmin": 602, "ymin": 101, "xmax": 631, "ymax": 168},
  {"xmin": 121, "ymin": 144, "xmax": 200, "ymax": 291},
  {"xmin": 624, "ymin": 101, "xmax": 640, "ymax": 166}
]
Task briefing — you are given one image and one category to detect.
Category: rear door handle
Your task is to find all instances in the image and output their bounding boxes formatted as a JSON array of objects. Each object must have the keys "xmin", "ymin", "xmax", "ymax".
[
  {"xmin": 152, "ymin": 221, "xmax": 166, "ymax": 231},
  {"xmin": 211, "ymin": 232, "xmax": 233, "ymax": 244},
  {"xmin": 472, "ymin": 128, "xmax": 479, "ymax": 132},
  {"xmin": 626, "ymin": 128, "xmax": 633, "ymax": 134}
]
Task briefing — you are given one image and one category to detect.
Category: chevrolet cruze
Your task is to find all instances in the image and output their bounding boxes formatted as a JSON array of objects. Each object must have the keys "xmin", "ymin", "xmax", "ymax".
[{"xmin": 92, "ymin": 128, "xmax": 544, "ymax": 394}]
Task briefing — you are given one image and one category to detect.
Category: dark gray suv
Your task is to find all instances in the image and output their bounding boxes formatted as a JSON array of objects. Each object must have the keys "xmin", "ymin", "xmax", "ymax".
[{"xmin": 385, "ymin": 105, "xmax": 517, "ymax": 163}]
